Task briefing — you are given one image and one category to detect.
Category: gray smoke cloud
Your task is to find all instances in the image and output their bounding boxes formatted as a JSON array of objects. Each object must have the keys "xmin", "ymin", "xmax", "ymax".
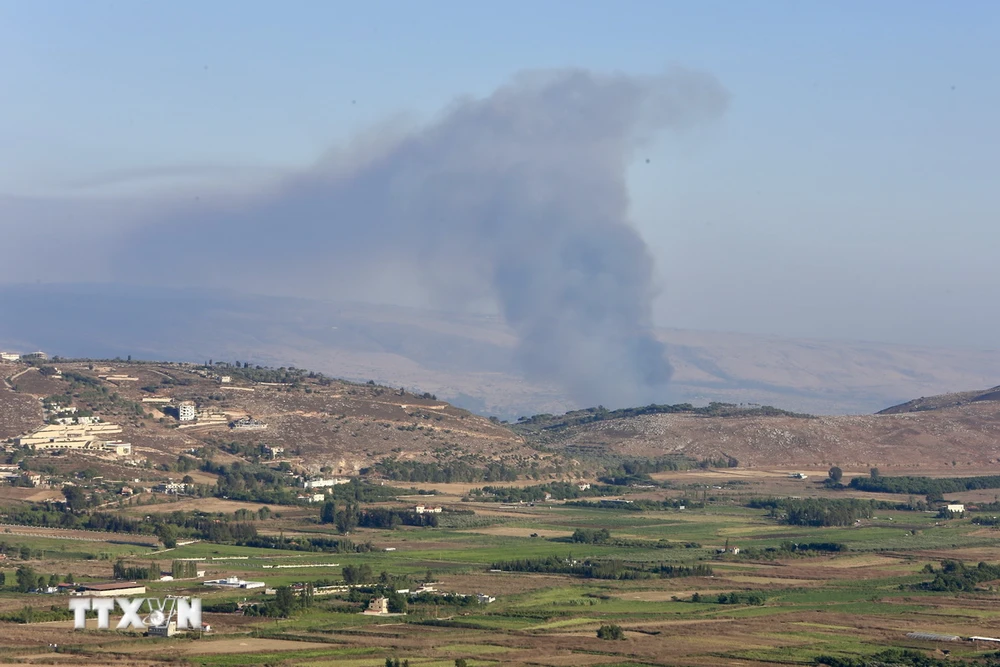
[{"xmin": 116, "ymin": 67, "xmax": 728, "ymax": 407}]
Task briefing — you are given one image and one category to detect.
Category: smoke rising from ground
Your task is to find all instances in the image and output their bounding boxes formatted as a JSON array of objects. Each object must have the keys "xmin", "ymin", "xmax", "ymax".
[{"xmin": 117, "ymin": 67, "xmax": 728, "ymax": 407}]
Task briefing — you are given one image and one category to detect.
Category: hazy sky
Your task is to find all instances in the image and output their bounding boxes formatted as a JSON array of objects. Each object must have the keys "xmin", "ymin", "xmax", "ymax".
[{"xmin": 2, "ymin": 1, "xmax": 998, "ymax": 350}]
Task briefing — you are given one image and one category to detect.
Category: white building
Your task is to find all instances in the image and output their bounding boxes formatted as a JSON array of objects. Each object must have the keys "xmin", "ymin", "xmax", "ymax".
[
  {"xmin": 0, "ymin": 352, "xmax": 20, "ymax": 362},
  {"xmin": 148, "ymin": 622, "xmax": 177, "ymax": 637},
  {"xmin": 203, "ymin": 576, "xmax": 265, "ymax": 589},
  {"xmin": 79, "ymin": 582, "xmax": 147, "ymax": 598},
  {"xmin": 477, "ymin": 593, "xmax": 496, "ymax": 604},
  {"xmin": 231, "ymin": 417, "xmax": 267, "ymax": 431},
  {"xmin": 578, "ymin": 483, "xmax": 591, "ymax": 491},
  {"xmin": 303, "ymin": 478, "xmax": 350, "ymax": 489},
  {"xmin": 102, "ymin": 441, "xmax": 132, "ymax": 456},
  {"xmin": 178, "ymin": 402, "xmax": 196, "ymax": 422},
  {"xmin": 16, "ymin": 422, "xmax": 121, "ymax": 448},
  {"xmin": 946, "ymin": 504, "xmax": 965, "ymax": 513}
]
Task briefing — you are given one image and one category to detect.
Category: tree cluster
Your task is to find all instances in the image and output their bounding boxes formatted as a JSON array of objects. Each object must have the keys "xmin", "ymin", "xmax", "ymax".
[
  {"xmin": 489, "ymin": 555, "xmax": 712, "ymax": 580},
  {"xmin": 849, "ymin": 473, "xmax": 1000, "ymax": 495},
  {"xmin": 913, "ymin": 560, "xmax": 1000, "ymax": 593}
]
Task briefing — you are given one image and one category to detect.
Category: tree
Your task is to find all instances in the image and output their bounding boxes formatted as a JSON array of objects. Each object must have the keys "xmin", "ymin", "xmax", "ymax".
[
  {"xmin": 299, "ymin": 583, "xmax": 314, "ymax": 609},
  {"xmin": 828, "ymin": 467, "xmax": 843, "ymax": 483},
  {"xmin": 455, "ymin": 660, "xmax": 469, "ymax": 667},
  {"xmin": 870, "ymin": 467, "xmax": 881, "ymax": 480},
  {"xmin": 156, "ymin": 523, "xmax": 178, "ymax": 549},
  {"xmin": 64, "ymin": 573, "xmax": 74, "ymax": 584},
  {"xmin": 597, "ymin": 623, "xmax": 625, "ymax": 640},
  {"xmin": 63, "ymin": 485, "xmax": 88, "ymax": 511},
  {"xmin": 0, "ymin": 571, "xmax": 5, "ymax": 587},
  {"xmin": 19, "ymin": 546, "xmax": 31, "ymax": 560},
  {"xmin": 387, "ymin": 591, "xmax": 407, "ymax": 614},
  {"xmin": 274, "ymin": 586, "xmax": 296, "ymax": 617},
  {"xmin": 16, "ymin": 565, "xmax": 36, "ymax": 592},
  {"xmin": 48, "ymin": 573, "xmax": 60, "ymax": 588},
  {"xmin": 336, "ymin": 502, "xmax": 359, "ymax": 534},
  {"xmin": 320, "ymin": 501, "xmax": 337, "ymax": 524}
]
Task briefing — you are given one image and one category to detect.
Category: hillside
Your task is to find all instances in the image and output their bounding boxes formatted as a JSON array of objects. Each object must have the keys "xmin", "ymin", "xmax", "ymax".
[
  {"xmin": 4, "ymin": 358, "xmax": 1000, "ymax": 477},
  {"xmin": 513, "ymin": 391, "xmax": 1000, "ymax": 469},
  {"xmin": 0, "ymin": 360, "xmax": 535, "ymax": 481},
  {"xmin": 877, "ymin": 385, "xmax": 1000, "ymax": 415}
]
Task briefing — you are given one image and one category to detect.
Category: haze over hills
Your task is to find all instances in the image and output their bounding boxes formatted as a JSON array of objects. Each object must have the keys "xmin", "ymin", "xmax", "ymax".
[{"xmin": 2, "ymin": 284, "xmax": 1000, "ymax": 421}]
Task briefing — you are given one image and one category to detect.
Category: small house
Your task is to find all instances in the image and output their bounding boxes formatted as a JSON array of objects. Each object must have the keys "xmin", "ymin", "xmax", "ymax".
[
  {"xmin": 364, "ymin": 597, "xmax": 389, "ymax": 615},
  {"xmin": 148, "ymin": 622, "xmax": 177, "ymax": 637}
]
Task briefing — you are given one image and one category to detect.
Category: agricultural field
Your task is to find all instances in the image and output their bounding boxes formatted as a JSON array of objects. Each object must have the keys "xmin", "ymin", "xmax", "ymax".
[{"xmin": 2, "ymin": 470, "xmax": 1000, "ymax": 667}]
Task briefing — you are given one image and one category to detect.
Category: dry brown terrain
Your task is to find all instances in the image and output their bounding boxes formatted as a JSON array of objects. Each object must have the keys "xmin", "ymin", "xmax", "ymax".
[
  {"xmin": 4, "ymin": 359, "xmax": 1000, "ymax": 472},
  {"xmin": 548, "ymin": 401, "xmax": 1000, "ymax": 467},
  {"xmin": 0, "ymin": 361, "xmax": 534, "ymax": 473}
]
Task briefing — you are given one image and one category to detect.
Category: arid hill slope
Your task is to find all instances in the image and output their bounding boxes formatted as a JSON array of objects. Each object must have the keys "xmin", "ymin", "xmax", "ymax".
[
  {"xmin": 4, "ymin": 359, "xmax": 1000, "ymax": 472},
  {"xmin": 0, "ymin": 361, "xmax": 532, "ymax": 475},
  {"xmin": 536, "ymin": 400, "xmax": 1000, "ymax": 469},
  {"xmin": 877, "ymin": 385, "xmax": 1000, "ymax": 415}
]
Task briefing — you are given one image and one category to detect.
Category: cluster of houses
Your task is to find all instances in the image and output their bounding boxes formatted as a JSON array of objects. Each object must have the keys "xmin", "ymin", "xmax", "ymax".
[
  {"xmin": 0, "ymin": 464, "xmax": 47, "ymax": 487},
  {"xmin": 296, "ymin": 476, "xmax": 352, "ymax": 502}
]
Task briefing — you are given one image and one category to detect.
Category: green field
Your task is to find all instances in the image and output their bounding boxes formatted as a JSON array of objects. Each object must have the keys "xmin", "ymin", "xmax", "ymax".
[{"xmin": 4, "ymin": 475, "xmax": 1000, "ymax": 667}]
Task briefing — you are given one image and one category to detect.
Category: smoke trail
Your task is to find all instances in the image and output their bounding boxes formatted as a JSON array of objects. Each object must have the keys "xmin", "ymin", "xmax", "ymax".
[{"xmin": 117, "ymin": 67, "xmax": 728, "ymax": 407}]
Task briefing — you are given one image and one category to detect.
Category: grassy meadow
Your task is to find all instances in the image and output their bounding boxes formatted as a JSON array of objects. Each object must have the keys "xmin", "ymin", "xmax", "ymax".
[{"xmin": 3, "ymin": 473, "xmax": 1000, "ymax": 666}]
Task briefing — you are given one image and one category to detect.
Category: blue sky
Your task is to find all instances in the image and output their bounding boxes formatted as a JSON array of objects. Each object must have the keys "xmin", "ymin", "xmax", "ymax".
[{"xmin": 2, "ymin": 1, "xmax": 998, "ymax": 348}]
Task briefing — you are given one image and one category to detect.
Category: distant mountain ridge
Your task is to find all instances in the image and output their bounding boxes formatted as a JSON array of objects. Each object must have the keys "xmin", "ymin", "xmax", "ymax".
[{"xmin": 2, "ymin": 283, "xmax": 1000, "ymax": 420}]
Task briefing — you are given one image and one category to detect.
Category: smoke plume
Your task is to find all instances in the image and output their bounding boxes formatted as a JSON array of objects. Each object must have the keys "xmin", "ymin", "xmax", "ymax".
[{"xmin": 117, "ymin": 67, "xmax": 728, "ymax": 407}]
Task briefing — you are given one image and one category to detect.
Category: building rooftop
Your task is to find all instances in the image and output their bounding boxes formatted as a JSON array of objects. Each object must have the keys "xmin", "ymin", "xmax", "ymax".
[{"xmin": 81, "ymin": 581, "xmax": 145, "ymax": 591}]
